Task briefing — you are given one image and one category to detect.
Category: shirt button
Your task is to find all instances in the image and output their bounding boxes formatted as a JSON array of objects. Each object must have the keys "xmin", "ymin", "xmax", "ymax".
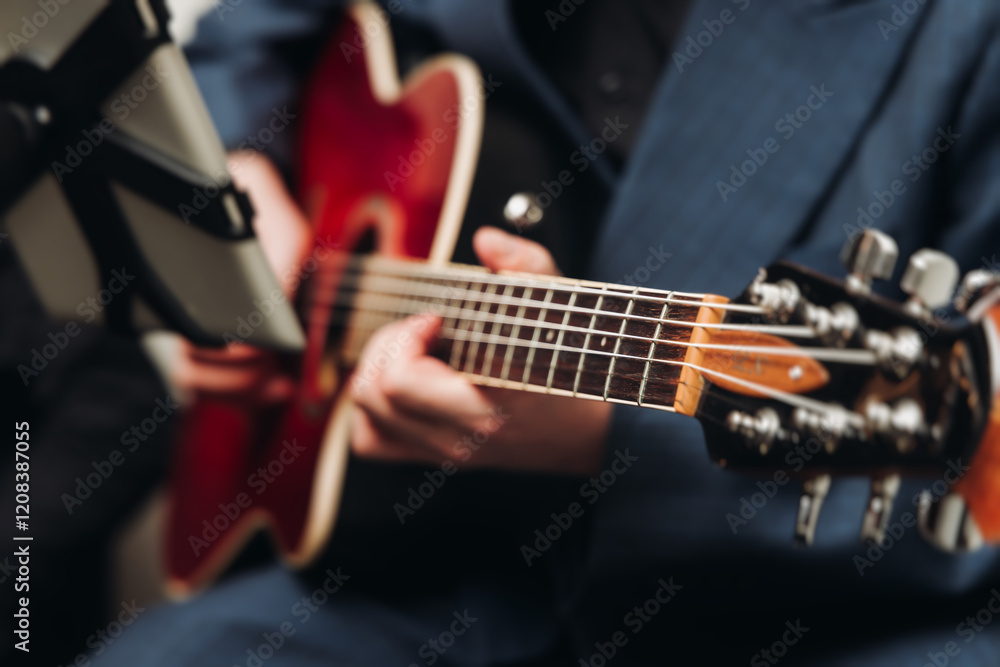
[{"xmin": 598, "ymin": 71, "xmax": 625, "ymax": 100}]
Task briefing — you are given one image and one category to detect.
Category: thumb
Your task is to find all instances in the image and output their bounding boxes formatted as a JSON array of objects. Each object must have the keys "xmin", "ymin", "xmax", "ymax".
[{"xmin": 473, "ymin": 226, "xmax": 560, "ymax": 276}]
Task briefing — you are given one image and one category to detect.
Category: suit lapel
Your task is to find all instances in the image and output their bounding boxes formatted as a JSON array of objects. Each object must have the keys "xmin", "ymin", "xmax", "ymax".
[{"xmin": 591, "ymin": 0, "xmax": 930, "ymax": 294}]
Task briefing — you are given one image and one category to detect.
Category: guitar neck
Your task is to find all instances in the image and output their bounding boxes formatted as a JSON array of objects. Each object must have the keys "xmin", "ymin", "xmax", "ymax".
[{"xmin": 333, "ymin": 256, "xmax": 727, "ymax": 413}]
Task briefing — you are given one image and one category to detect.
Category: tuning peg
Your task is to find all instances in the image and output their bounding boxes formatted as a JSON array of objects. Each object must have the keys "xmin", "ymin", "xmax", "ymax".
[
  {"xmin": 841, "ymin": 230, "xmax": 898, "ymax": 295},
  {"xmin": 955, "ymin": 269, "xmax": 1000, "ymax": 321},
  {"xmin": 794, "ymin": 474, "xmax": 831, "ymax": 546},
  {"xmin": 900, "ymin": 249, "xmax": 959, "ymax": 317},
  {"xmin": 917, "ymin": 491, "xmax": 984, "ymax": 553},
  {"xmin": 860, "ymin": 474, "xmax": 900, "ymax": 543}
]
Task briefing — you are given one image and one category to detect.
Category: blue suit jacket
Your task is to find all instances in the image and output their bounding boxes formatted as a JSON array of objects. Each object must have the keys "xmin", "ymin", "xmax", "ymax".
[{"xmin": 185, "ymin": 0, "xmax": 1000, "ymax": 663}]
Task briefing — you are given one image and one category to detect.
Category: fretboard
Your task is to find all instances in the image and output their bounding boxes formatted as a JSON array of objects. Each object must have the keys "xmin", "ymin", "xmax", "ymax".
[{"xmin": 333, "ymin": 257, "xmax": 713, "ymax": 411}]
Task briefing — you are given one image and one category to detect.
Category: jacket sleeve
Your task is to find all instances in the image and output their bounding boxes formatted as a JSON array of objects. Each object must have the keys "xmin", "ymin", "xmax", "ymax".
[{"xmin": 935, "ymin": 12, "xmax": 1000, "ymax": 271}]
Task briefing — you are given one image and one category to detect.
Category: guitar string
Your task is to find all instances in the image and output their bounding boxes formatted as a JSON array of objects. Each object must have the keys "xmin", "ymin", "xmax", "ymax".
[
  {"xmin": 305, "ymin": 252, "xmax": 766, "ymax": 314},
  {"xmin": 294, "ymin": 255, "xmax": 866, "ymax": 420},
  {"xmin": 355, "ymin": 254, "xmax": 766, "ymax": 314},
  {"xmin": 331, "ymin": 297, "xmax": 875, "ymax": 365},
  {"xmin": 334, "ymin": 313, "xmax": 863, "ymax": 425},
  {"xmin": 305, "ymin": 268, "xmax": 817, "ymax": 338}
]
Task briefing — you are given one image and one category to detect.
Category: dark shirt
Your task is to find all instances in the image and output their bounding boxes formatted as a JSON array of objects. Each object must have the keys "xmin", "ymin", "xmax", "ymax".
[{"xmin": 513, "ymin": 0, "xmax": 694, "ymax": 167}]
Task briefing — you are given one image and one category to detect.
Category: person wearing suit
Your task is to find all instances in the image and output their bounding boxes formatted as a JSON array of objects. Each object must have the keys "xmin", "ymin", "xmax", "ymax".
[{"xmin": 104, "ymin": 0, "xmax": 1000, "ymax": 664}]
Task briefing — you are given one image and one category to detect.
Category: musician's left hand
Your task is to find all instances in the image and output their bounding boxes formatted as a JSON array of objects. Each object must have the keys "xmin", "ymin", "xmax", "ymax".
[{"xmin": 349, "ymin": 227, "xmax": 613, "ymax": 476}]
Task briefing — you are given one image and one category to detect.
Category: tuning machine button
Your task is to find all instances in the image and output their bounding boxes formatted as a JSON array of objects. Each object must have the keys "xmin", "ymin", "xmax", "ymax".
[
  {"xmin": 804, "ymin": 301, "xmax": 859, "ymax": 346},
  {"xmin": 864, "ymin": 326, "xmax": 923, "ymax": 379},
  {"xmin": 955, "ymin": 269, "xmax": 1000, "ymax": 321},
  {"xmin": 901, "ymin": 249, "xmax": 959, "ymax": 318},
  {"xmin": 863, "ymin": 398, "xmax": 924, "ymax": 451},
  {"xmin": 748, "ymin": 272, "xmax": 801, "ymax": 321},
  {"xmin": 860, "ymin": 474, "xmax": 901, "ymax": 543},
  {"xmin": 726, "ymin": 407, "xmax": 781, "ymax": 455},
  {"xmin": 795, "ymin": 474, "xmax": 831, "ymax": 546},
  {"xmin": 791, "ymin": 406, "xmax": 849, "ymax": 453},
  {"xmin": 917, "ymin": 491, "xmax": 984, "ymax": 553},
  {"xmin": 841, "ymin": 229, "xmax": 898, "ymax": 295}
]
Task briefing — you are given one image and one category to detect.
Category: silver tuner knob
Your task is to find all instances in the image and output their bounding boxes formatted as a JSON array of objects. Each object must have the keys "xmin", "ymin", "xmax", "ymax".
[
  {"xmin": 955, "ymin": 269, "xmax": 1000, "ymax": 321},
  {"xmin": 917, "ymin": 491, "xmax": 984, "ymax": 553},
  {"xmin": 503, "ymin": 193, "xmax": 543, "ymax": 232},
  {"xmin": 900, "ymin": 249, "xmax": 959, "ymax": 317},
  {"xmin": 794, "ymin": 474, "xmax": 831, "ymax": 546},
  {"xmin": 840, "ymin": 229, "xmax": 898, "ymax": 295},
  {"xmin": 860, "ymin": 474, "xmax": 900, "ymax": 543},
  {"xmin": 726, "ymin": 407, "xmax": 781, "ymax": 455}
]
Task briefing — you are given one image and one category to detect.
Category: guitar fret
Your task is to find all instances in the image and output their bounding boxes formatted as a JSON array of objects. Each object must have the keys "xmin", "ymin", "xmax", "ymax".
[
  {"xmin": 501, "ymin": 287, "xmax": 532, "ymax": 382},
  {"xmin": 463, "ymin": 282, "xmax": 497, "ymax": 374},
  {"xmin": 521, "ymin": 288, "xmax": 555, "ymax": 386},
  {"xmin": 447, "ymin": 281, "xmax": 472, "ymax": 370},
  {"xmin": 638, "ymin": 296, "xmax": 671, "ymax": 406},
  {"xmin": 483, "ymin": 283, "xmax": 515, "ymax": 378},
  {"xmin": 603, "ymin": 287, "xmax": 640, "ymax": 401},
  {"xmin": 574, "ymin": 287, "xmax": 607, "ymax": 397},
  {"xmin": 546, "ymin": 290, "xmax": 578, "ymax": 391}
]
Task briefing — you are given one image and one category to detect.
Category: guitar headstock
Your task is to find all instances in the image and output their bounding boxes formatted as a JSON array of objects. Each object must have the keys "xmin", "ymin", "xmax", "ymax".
[{"xmin": 694, "ymin": 230, "xmax": 999, "ymax": 551}]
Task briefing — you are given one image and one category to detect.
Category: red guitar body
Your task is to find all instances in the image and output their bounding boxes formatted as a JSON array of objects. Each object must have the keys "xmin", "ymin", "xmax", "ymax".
[
  {"xmin": 164, "ymin": 3, "xmax": 483, "ymax": 595},
  {"xmin": 163, "ymin": 3, "xmax": 1000, "ymax": 596}
]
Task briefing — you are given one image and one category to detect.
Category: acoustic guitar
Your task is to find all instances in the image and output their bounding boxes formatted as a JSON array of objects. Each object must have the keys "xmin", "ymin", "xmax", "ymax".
[{"xmin": 164, "ymin": 2, "xmax": 1000, "ymax": 595}]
